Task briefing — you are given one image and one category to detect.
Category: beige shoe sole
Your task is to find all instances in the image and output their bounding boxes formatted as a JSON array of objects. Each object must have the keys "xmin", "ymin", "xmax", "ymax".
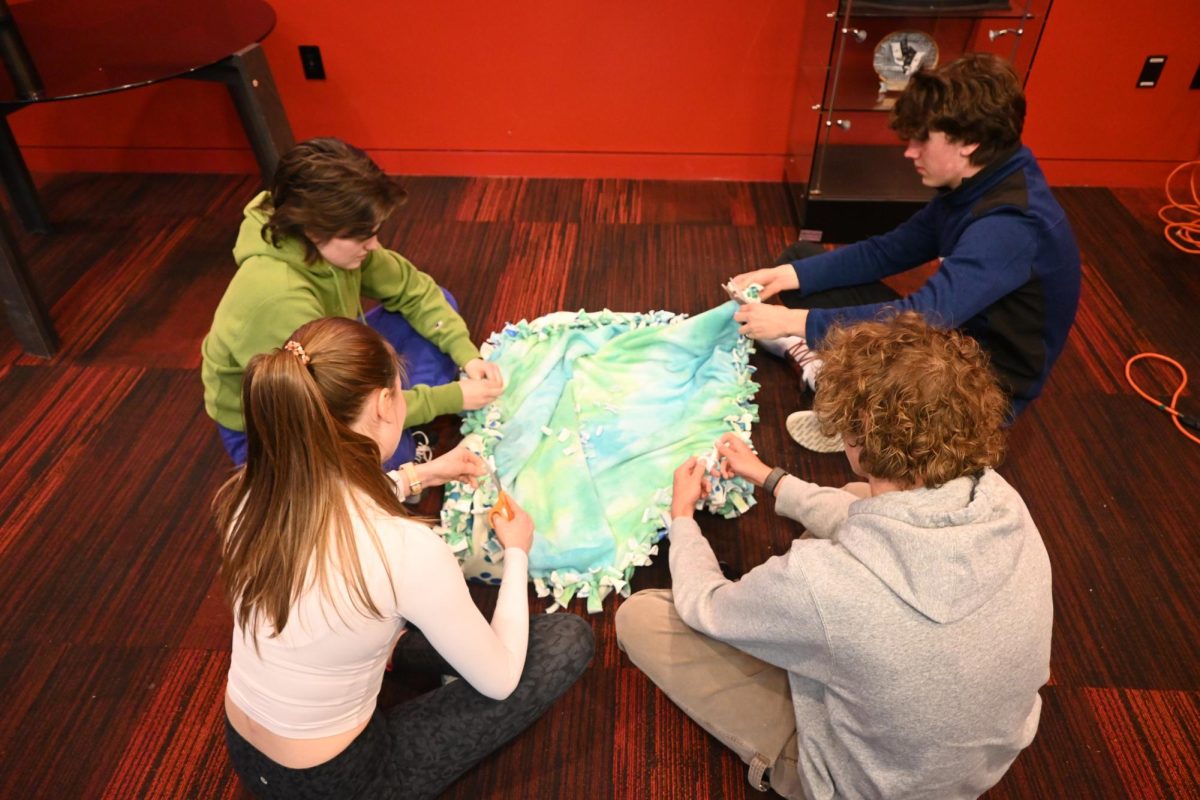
[{"xmin": 785, "ymin": 410, "xmax": 844, "ymax": 453}]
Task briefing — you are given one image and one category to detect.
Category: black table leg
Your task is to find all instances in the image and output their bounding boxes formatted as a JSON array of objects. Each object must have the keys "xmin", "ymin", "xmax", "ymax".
[
  {"xmin": 189, "ymin": 43, "xmax": 295, "ymax": 187},
  {"xmin": 0, "ymin": 114, "xmax": 49, "ymax": 234},
  {"xmin": 0, "ymin": 210, "xmax": 55, "ymax": 357}
]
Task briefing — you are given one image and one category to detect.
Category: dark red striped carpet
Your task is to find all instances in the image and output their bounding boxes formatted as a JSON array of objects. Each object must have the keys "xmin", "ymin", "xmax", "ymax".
[{"xmin": 0, "ymin": 173, "xmax": 1197, "ymax": 798}]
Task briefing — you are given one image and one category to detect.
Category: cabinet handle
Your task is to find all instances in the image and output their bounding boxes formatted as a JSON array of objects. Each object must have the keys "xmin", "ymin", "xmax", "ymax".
[
  {"xmin": 842, "ymin": 27, "xmax": 867, "ymax": 43},
  {"xmin": 826, "ymin": 119, "xmax": 851, "ymax": 131},
  {"xmin": 987, "ymin": 27, "xmax": 1024, "ymax": 41}
]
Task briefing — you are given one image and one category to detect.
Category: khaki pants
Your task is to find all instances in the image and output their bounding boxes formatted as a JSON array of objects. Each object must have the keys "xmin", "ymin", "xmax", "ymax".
[{"xmin": 615, "ymin": 589, "xmax": 805, "ymax": 799}]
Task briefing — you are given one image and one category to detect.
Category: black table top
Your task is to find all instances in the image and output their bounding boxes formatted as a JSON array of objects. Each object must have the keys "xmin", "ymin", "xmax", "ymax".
[{"xmin": 0, "ymin": 0, "xmax": 275, "ymax": 105}]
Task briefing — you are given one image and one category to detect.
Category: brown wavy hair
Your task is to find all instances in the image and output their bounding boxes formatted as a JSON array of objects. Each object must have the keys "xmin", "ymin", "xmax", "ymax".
[
  {"xmin": 259, "ymin": 137, "xmax": 407, "ymax": 263},
  {"xmin": 214, "ymin": 317, "xmax": 408, "ymax": 646},
  {"xmin": 813, "ymin": 311, "xmax": 1007, "ymax": 488},
  {"xmin": 890, "ymin": 53, "xmax": 1025, "ymax": 167}
]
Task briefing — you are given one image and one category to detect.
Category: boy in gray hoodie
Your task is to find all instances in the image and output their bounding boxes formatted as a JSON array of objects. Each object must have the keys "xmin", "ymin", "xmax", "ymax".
[{"xmin": 616, "ymin": 311, "xmax": 1052, "ymax": 799}]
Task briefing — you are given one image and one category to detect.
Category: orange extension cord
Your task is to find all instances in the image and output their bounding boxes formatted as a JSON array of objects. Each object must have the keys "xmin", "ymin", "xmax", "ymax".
[
  {"xmin": 1125, "ymin": 354, "xmax": 1200, "ymax": 446},
  {"xmin": 1119, "ymin": 165, "xmax": 1200, "ymax": 446},
  {"xmin": 1160, "ymin": 160, "xmax": 1200, "ymax": 254}
]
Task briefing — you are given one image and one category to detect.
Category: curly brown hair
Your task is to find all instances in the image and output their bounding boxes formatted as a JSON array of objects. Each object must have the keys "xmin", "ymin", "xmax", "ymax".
[
  {"xmin": 813, "ymin": 311, "xmax": 1007, "ymax": 488},
  {"xmin": 259, "ymin": 137, "xmax": 407, "ymax": 263},
  {"xmin": 890, "ymin": 52, "xmax": 1025, "ymax": 167}
]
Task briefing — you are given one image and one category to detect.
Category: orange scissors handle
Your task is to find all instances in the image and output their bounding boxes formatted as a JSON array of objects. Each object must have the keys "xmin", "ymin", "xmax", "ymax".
[{"xmin": 488, "ymin": 490, "xmax": 514, "ymax": 528}]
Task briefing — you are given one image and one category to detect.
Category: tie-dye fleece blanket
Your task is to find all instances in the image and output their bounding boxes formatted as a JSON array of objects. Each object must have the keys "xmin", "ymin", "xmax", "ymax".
[{"xmin": 436, "ymin": 302, "xmax": 759, "ymax": 612}]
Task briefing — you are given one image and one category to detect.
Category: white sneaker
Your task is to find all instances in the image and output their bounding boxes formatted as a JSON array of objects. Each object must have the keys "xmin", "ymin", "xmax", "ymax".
[
  {"xmin": 404, "ymin": 431, "xmax": 434, "ymax": 506},
  {"xmin": 412, "ymin": 430, "xmax": 433, "ymax": 464},
  {"xmin": 756, "ymin": 335, "xmax": 822, "ymax": 392},
  {"xmin": 785, "ymin": 340, "xmax": 823, "ymax": 392},
  {"xmin": 785, "ymin": 410, "xmax": 843, "ymax": 453},
  {"xmin": 756, "ymin": 333, "xmax": 802, "ymax": 358}
]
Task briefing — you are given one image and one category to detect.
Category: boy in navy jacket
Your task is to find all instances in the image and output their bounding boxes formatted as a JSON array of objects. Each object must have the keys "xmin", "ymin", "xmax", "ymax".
[{"xmin": 734, "ymin": 54, "xmax": 1080, "ymax": 445}]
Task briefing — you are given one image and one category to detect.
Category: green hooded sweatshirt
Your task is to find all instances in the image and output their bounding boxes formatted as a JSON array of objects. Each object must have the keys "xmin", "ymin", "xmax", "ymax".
[{"xmin": 201, "ymin": 191, "xmax": 479, "ymax": 432}]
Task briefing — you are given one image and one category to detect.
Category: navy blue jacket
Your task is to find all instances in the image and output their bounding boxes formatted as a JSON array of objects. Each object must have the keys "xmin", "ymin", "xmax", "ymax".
[{"xmin": 794, "ymin": 145, "xmax": 1081, "ymax": 416}]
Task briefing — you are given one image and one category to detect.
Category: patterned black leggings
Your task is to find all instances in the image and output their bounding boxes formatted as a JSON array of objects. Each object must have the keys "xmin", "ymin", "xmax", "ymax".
[{"xmin": 225, "ymin": 613, "xmax": 595, "ymax": 800}]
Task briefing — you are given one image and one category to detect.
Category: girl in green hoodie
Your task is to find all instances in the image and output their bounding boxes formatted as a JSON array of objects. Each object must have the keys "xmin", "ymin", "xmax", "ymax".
[{"xmin": 201, "ymin": 138, "xmax": 503, "ymax": 468}]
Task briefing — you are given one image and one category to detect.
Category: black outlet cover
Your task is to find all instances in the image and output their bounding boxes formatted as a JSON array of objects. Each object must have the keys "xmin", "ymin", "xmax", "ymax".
[
  {"xmin": 1136, "ymin": 56, "xmax": 1166, "ymax": 88},
  {"xmin": 299, "ymin": 45, "xmax": 326, "ymax": 80}
]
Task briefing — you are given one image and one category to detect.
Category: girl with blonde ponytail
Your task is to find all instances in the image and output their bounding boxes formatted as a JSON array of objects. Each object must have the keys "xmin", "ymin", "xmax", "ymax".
[{"xmin": 217, "ymin": 317, "xmax": 593, "ymax": 799}]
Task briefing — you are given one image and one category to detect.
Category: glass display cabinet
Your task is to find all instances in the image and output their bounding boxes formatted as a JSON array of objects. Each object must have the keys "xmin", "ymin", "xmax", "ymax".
[{"xmin": 785, "ymin": 0, "xmax": 1053, "ymax": 243}]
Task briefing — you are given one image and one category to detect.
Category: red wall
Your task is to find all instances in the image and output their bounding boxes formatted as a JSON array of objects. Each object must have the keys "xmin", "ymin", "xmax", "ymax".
[
  {"xmin": 1024, "ymin": 0, "xmax": 1200, "ymax": 186},
  {"xmin": 8, "ymin": 0, "xmax": 1200, "ymax": 186}
]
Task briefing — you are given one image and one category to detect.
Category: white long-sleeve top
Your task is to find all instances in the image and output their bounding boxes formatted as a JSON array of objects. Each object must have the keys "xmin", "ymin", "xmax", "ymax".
[{"xmin": 226, "ymin": 501, "xmax": 529, "ymax": 739}]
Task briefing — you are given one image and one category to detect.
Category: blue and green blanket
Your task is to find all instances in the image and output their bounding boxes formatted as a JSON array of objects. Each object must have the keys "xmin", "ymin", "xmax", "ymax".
[{"xmin": 437, "ymin": 301, "xmax": 759, "ymax": 612}]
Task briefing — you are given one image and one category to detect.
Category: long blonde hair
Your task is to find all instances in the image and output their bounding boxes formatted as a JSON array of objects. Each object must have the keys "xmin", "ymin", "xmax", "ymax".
[{"xmin": 215, "ymin": 317, "xmax": 408, "ymax": 643}]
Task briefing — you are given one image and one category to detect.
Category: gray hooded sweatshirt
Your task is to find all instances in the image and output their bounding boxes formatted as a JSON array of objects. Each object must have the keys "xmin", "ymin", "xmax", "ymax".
[{"xmin": 669, "ymin": 468, "xmax": 1052, "ymax": 799}]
